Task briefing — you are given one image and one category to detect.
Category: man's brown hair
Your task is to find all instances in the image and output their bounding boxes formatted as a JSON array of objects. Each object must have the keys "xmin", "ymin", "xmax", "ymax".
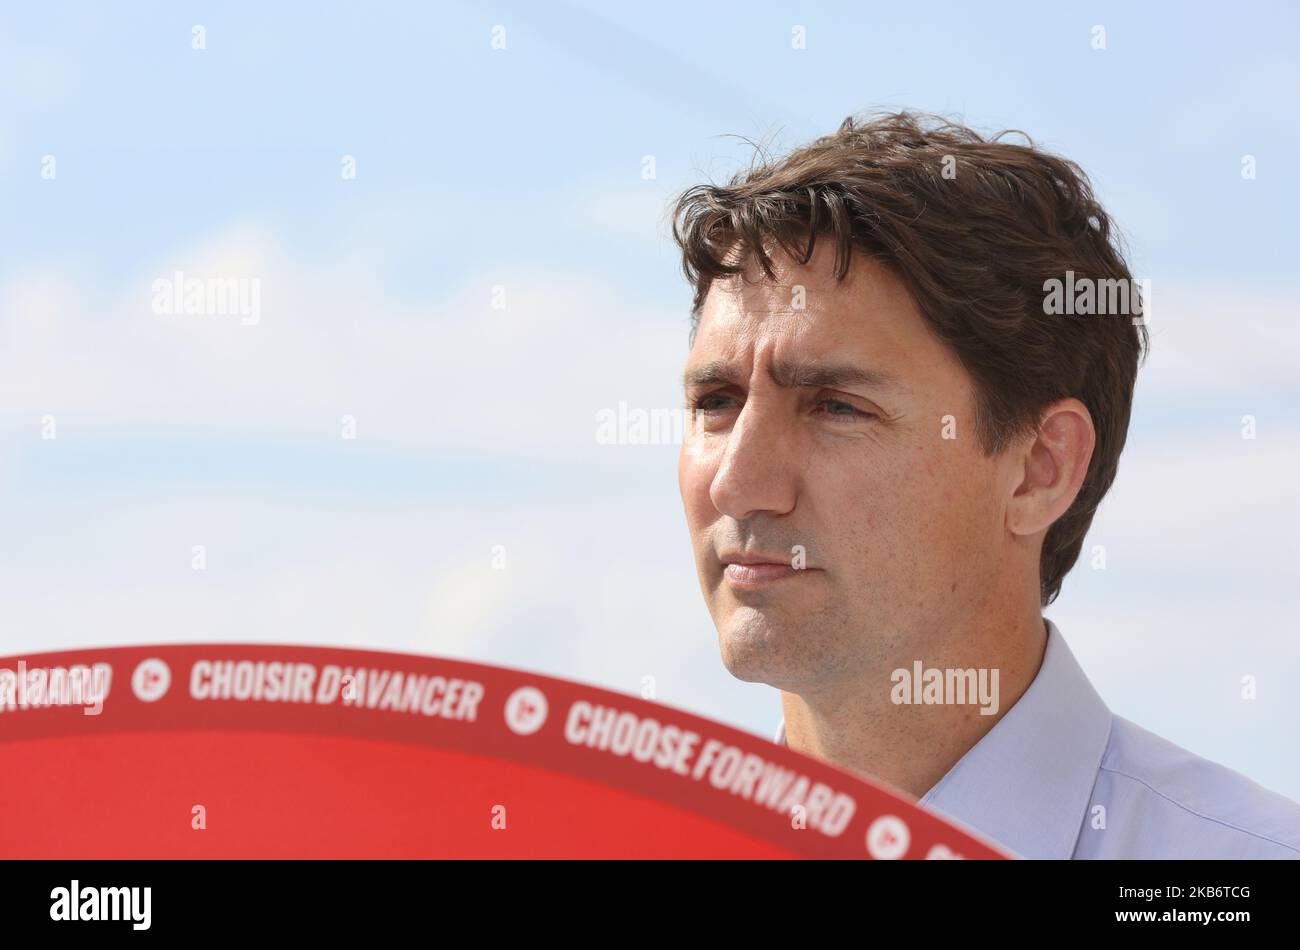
[{"xmin": 670, "ymin": 110, "xmax": 1148, "ymax": 607}]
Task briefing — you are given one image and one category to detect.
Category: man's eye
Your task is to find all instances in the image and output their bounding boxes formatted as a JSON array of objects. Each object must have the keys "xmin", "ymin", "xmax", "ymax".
[
  {"xmin": 816, "ymin": 398, "xmax": 874, "ymax": 420},
  {"xmin": 692, "ymin": 393, "xmax": 737, "ymax": 412}
]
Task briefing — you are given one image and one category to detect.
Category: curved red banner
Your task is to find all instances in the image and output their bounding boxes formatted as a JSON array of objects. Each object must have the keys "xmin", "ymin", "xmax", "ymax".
[{"xmin": 0, "ymin": 645, "xmax": 1010, "ymax": 859}]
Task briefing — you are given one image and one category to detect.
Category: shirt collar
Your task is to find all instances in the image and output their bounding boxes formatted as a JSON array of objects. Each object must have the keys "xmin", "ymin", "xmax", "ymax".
[{"xmin": 773, "ymin": 618, "xmax": 1113, "ymax": 859}]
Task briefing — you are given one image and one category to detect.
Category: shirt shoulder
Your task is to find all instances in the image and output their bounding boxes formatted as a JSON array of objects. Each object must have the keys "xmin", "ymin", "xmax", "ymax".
[{"xmin": 1073, "ymin": 714, "xmax": 1300, "ymax": 859}]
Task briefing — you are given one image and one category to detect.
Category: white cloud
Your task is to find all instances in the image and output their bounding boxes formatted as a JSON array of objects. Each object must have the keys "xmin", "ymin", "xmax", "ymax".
[
  {"xmin": 1138, "ymin": 281, "xmax": 1300, "ymax": 396},
  {"xmin": 0, "ymin": 220, "xmax": 688, "ymax": 458}
]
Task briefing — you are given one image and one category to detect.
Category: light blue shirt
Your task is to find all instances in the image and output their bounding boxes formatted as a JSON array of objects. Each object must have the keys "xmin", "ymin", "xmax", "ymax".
[{"xmin": 773, "ymin": 618, "xmax": 1300, "ymax": 859}]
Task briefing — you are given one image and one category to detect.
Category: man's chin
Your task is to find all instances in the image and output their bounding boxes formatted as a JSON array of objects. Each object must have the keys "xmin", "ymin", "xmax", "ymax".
[{"xmin": 715, "ymin": 611, "xmax": 796, "ymax": 685}]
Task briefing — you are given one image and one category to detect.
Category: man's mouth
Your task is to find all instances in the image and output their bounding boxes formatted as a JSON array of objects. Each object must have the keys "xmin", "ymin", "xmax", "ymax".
[{"xmin": 717, "ymin": 551, "xmax": 813, "ymax": 590}]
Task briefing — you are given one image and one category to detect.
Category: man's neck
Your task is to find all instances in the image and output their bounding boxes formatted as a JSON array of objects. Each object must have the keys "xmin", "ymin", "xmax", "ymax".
[{"xmin": 779, "ymin": 606, "xmax": 1049, "ymax": 801}]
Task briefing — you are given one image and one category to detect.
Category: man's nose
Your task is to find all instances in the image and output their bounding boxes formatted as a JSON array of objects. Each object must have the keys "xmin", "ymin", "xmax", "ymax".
[{"xmin": 709, "ymin": 400, "xmax": 798, "ymax": 520}]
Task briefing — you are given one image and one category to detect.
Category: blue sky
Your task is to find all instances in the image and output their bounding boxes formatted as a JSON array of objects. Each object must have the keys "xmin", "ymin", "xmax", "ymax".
[{"xmin": 3, "ymin": 1, "xmax": 1299, "ymax": 801}]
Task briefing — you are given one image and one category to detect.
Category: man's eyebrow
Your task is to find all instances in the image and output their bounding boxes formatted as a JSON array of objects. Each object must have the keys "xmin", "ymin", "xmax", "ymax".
[{"xmin": 683, "ymin": 358, "xmax": 902, "ymax": 392}]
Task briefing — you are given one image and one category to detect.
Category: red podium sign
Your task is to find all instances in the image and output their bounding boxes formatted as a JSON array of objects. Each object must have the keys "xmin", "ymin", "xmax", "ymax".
[{"xmin": 0, "ymin": 645, "xmax": 1010, "ymax": 859}]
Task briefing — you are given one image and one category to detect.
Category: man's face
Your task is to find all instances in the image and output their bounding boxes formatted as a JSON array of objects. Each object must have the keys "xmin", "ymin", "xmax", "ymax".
[{"xmin": 678, "ymin": 242, "xmax": 1015, "ymax": 695}]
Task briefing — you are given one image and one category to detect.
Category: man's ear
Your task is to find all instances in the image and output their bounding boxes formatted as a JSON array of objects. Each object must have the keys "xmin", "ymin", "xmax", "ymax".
[{"xmin": 1007, "ymin": 398, "xmax": 1096, "ymax": 538}]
